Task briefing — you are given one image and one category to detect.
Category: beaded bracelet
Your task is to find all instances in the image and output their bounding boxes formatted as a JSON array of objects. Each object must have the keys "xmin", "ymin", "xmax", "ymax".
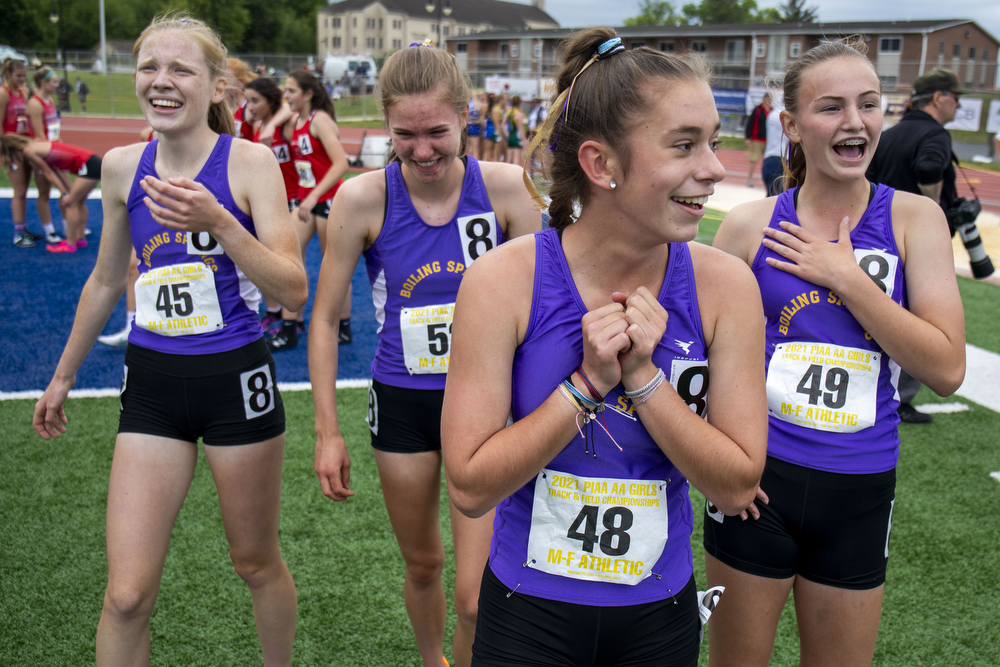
[{"xmin": 624, "ymin": 367, "xmax": 666, "ymax": 405}]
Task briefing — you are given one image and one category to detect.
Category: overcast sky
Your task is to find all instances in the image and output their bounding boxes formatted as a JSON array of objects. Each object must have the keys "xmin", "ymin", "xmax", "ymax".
[{"xmin": 540, "ymin": 0, "xmax": 1000, "ymax": 48}]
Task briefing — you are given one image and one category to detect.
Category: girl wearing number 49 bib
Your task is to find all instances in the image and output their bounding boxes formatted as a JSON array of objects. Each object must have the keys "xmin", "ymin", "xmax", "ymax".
[
  {"xmin": 32, "ymin": 15, "xmax": 307, "ymax": 667},
  {"xmin": 441, "ymin": 27, "xmax": 767, "ymax": 666},
  {"xmin": 703, "ymin": 38, "xmax": 965, "ymax": 667},
  {"xmin": 309, "ymin": 44, "xmax": 540, "ymax": 667}
]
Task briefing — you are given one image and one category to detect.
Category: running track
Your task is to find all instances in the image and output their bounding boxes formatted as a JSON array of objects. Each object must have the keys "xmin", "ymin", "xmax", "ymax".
[{"xmin": 62, "ymin": 115, "xmax": 1000, "ymax": 214}]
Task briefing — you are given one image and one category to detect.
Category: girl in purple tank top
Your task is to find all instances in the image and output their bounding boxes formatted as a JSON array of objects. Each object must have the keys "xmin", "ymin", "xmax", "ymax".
[
  {"xmin": 32, "ymin": 16, "xmax": 307, "ymax": 665},
  {"xmin": 441, "ymin": 27, "xmax": 767, "ymax": 666},
  {"xmin": 705, "ymin": 38, "xmax": 965, "ymax": 667},
  {"xmin": 309, "ymin": 45, "xmax": 539, "ymax": 667}
]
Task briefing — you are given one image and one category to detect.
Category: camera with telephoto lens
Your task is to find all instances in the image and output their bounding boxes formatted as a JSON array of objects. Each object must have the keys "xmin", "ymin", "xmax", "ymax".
[{"xmin": 944, "ymin": 197, "xmax": 994, "ymax": 279}]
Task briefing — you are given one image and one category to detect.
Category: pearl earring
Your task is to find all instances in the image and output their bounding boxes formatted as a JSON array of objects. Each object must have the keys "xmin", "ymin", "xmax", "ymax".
[{"xmin": 609, "ymin": 180, "xmax": 617, "ymax": 190}]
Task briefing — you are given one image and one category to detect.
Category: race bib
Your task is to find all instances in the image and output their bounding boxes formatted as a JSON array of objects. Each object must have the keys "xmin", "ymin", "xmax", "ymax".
[
  {"xmin": 186, "ymin": 231, "xmax": 223, "ymax": 256},
  {"xmin": 295, "ymin": 160, "xmax": 316, "ymax": 188},
  {"xmin": 670, "ymin": 358, "xmax": 709, "ymax": 417},
  {"xmin": 456, "ymin": 211, "xmax": 498, "ymax": 267},
  {"xmin": 766, "ymin": 342, "xmax": 880, "ymax": 433},
  {"xmin": 16, "ymin": 114, "xmax": 28, "ymax": 134},
  {"xmin": 854, "ymin": 248, "xmax": 899, "ymax": 298},
  {"xmin": 47, "ymin": 120, "xmax": 60, "ymax": 141},
  {"xmin": 297, "ymin": 133, "xmax": 313, "ymax": 155},
  {"xmin": 526, "ymin": 469, "xmax": 667, "ymax": 586},
  {"xmin": 400, "ymin": 302, "xmax": 454, "ymax": 374},
  {"xmin": 134, "ymin": 262, "xmax": 224, "ymax": 336},
  {"xmin": 271, "ymin": 143, "xmax": 291, "ymax": 164}
]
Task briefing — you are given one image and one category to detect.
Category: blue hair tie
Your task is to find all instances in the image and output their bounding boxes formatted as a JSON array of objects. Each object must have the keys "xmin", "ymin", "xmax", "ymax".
[{"xmin": 596, "ymin": 37, "xmax": 625, "ymax": 60}]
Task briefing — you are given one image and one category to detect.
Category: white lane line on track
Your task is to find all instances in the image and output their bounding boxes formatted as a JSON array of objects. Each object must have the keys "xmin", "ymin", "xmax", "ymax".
[
  {"xmin": 0, "ymin": 188, "xmax": 101, "ymax": 199},
  {"xmin": 956, "ymin": 344, "xmax": 1000, "ymax": 413},
  {"xmin": 0, "ymin": 379, "xmax": 368, "ymax": 401},
  {"xmin": 914, "ymin": 402, "xmax": 970, "ymax": 414}
]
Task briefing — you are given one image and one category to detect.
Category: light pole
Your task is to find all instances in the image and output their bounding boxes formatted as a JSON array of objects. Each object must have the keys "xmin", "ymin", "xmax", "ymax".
[
  {"xmin": 49, "ymin": 0, "xmax": 69, "ymax": 110},
  {"xmin": 424, "ymin": 0, "xmax": 452, "ymax": 48}
]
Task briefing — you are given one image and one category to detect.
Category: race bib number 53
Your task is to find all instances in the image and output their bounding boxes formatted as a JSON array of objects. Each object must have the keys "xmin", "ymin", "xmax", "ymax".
[
  {"xmin": 135, "ymin": 263, "xmax": 224, "ymax": 336},
  {"xmin": 526, "ymin": 469, "xmax": 667, "ymax": 586},
  {"xmin": 767, "ymin": 342, "xmax": 881, "ymax": 433}
]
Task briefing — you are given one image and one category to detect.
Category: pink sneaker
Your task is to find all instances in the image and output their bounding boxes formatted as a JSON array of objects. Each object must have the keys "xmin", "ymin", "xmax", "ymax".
[
  {"xmin": 46, "ymin": 240, "xmax": 77, "ymax": 253},
  {"xmin": 75, "ymin": 238, "xmax": 88, "ymax": 248}
]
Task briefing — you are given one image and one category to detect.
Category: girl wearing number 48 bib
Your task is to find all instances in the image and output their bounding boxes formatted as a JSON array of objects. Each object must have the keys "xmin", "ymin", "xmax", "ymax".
[
  {"xmin": 441, "ymin": 28, "xmax": 767, "ymax": 666},
  {"xmin": 32, "ymin": 15, "xmax": 308, "ymax": 667},
  {"xmin": 703, "ymin": 38, "xmax": 965, "ymax": 667},
  {"xmin": 309, "ymin": 44, "xmax": 540, "ymax": 667}
]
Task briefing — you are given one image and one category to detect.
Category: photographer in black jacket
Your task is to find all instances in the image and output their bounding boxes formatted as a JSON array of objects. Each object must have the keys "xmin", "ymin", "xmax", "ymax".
[{"xmin": 869, "ymin": 69, "xmax": 991, "ymax": 423}]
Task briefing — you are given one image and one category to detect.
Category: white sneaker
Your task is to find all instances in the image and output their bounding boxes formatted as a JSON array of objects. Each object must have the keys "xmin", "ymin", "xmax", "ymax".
[
  {"xmin": 45, "ymin": 231, "xmax": 63, "ymax": 244},
  {"xmin": 97, "ymin": 327, "xmax": 131, "ymax": 347}
]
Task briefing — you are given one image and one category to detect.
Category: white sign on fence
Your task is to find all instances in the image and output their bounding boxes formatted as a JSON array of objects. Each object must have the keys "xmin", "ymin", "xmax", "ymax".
[
  {"xmin": 986, "ymin": 100, "xmax": 1000, "ymax": 134},
  {"xmin": 484, "ymin": 76, "xmax": 542, "ymax": 100},
  {"xmin": 945, "ymin": 97, "xmax": 983, "ymax": 132}
]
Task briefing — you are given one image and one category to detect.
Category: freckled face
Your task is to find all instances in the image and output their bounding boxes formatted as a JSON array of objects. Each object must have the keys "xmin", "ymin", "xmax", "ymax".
[{"xmin": 386, "ymin": 87, "xmax": 465, "ymax": 184}]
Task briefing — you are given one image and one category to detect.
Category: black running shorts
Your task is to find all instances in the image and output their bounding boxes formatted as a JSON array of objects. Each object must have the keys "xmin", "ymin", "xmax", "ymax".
[
  {"xmin": 366, "ymin": 379, "xmax": 444, "ymax": 454},
  {"xmin": 703, "ymin": 456, "xmax": 895, "ymax": 590},
  {"xmin": 119, "ymin": 338, "xmax": 285, "ymax": 446},
  {"xmin": 473, "ymin": 565, "xmax": 700, "ymax": 667}
]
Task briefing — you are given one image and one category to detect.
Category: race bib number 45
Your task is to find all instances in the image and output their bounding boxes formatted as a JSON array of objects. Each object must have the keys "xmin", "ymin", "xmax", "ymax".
[
  {"xmin": 135, "ymin": 263, "xmax": 224, "ymax": 336},
  {"xmin": 400, "ymin": 302, "xmax": 454, "ymax": 374},
  {"xmin": 526, "ymin": 469, "xmax": 667, "ymax": 586},
  {"xmin": 767, "ymin": 342, "xmax": 881, "ymax": 433}
]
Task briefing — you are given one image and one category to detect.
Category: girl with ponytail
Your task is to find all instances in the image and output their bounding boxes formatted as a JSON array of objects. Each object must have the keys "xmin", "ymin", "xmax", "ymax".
[
  {"xmin": 706, "ymin": 37, "xmax": 965, "ymax": 666},
  {"xmin": 33, "ymin": 14, "xmax": 307, "ymax": 665},
  {"xmin": 442, "ymin": 27, "xmax": 766, "ymax": 665}
]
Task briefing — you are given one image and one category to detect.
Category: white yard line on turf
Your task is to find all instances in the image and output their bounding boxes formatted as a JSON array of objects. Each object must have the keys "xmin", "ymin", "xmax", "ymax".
[
  {"xmin": 0, "ymin": 379, "xmax": 369, "ymax": 401},
  {"xmin": 990, "ymin": 472, "xmax": 1000, "ymax": 483},
  {"xmin": 0, "ymin": 188, "xmax": 101, "ymax": 199}
]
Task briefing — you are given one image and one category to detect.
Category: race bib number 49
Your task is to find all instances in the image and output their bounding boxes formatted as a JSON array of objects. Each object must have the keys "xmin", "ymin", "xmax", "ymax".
[
  {"xmin": 400, "ymin": 302, "xmax": 454, "ymax": 374},
  {"xmin": 526, "ymin": 469, "xmax": 667, "ymax": 586},
  {"xmin": 767, "ymin": 342, "xmax": 881, "ymax": 433},
  {"xmin": 135, "ymin": 263, "xmax": 224, "ymax": 336}
]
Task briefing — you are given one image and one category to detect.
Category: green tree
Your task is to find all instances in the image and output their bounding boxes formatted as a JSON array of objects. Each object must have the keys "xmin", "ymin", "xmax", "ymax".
[
  {"xmin": 681, "ymin": 0, "xmax": 778, "ymax": 25},
  {"xmin": 779, "ymin": 0, "xmax": 818, "ymax": 23},
  {"xmin": 623, "ymin": 0, "xmax": 683, "ymax": 27}
]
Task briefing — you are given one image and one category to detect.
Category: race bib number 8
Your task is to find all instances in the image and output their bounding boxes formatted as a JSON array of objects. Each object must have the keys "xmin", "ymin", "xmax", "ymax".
[
  {"xmin": 456, "ymin": 212, "xmax": 498, "ymax": 268},
  {"xmin": 767, "ymin": 342, "xmax": 881, "ymax": 433},
  {"xmin": 295, "ymin": 160, "xmax": 316, "ymax": 188},
  {"xmin": 400, "ymin": 302, "xmax": 454, "ymax": 374},
  {"xmin": 526, "ymin": 469, "xmax": 667, "ymax": 586},
  {"xmin": 134, "ymin": 263, "xmax": 224, "ymax": 336}
]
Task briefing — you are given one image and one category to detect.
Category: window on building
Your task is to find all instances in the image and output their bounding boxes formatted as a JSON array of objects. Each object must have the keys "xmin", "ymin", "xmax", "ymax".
[
  {"xmin": 334, "ymin": 37, "xmax": 341, "ymax": 48},
  {"xmin": 500, "ymin": 43, "xmax": 508, "ymax": 59},
  {"xmin": 534, "ymin": 42, "xmax": 542, "ymax": 57},
  {"xmin": 939, "ymin": 39, "xmax": 945, "ymax": 56},
  {"xmin": 511, "ymin": 43, "xmax": 519, "ymax": 58},
  {"xmin": 878, "ymin": 37, "xmax": 901, "ymax": 53},
  {"xmin": 953, "ymin": 42, "xmax": 961, "ymax": 58},
  {"xmin": 379, "ymin": 19, "xmax": 383, "ymax": 29},
  {"xmin": 433, "ymin": 24, "xmax": 439, "ymax": 33},
  {"xmin": 983, "ymin": 48, "xmax": 989, "ymax": 61},
  {"xmin": 790, "ymin": 41, "xmax": 801, "ymax": 57},
  {"xmin": 367, "ymin": 37, "xmax": 374, "ymax": 48},
  {"xmin": 631, "ymin": 41, "xmax": 645, "ymax": 49},
  {"xmin": 393, "ymin": 39, "xmax": 401, "ymax": 49},
  {"xmin": 969, "ymin": 45, "xmax": 976, "ymax": 60},
  {"xmin": 457, "ymin": 43, "xmax": 467, "ymax": 54},
  {"xmin": 353, "ymin": 18, "xmax": 357, "ymax": 27},
  {"xmin": 459, "ymin": 27, "xmax": 465, "ymax": 36},
  {"xmin": 660, "ymin": 41, "xmax": 674, "ymax": 52},
  {"xmin": 379, "ymin": 38, "xmax": 383, "ymax": 49},
  {"xmin": 725, "ymin": 39, "xmax": 744, "ymax": 62},
  {"xmin": 367, "ymin": 18, "xmax": 375, "ymax": 29},
  {"xmin": 756, "ymin": 41, "xmax": 765, "ymax": 57},
  {"xmin": 443, "ymin": 27, "xmax": 449, "ymax": 37},
  {"xmin": 879, "ymin": 75, "xmax": 898, "ymax": 87},
  {"xmin": 689, "ymin": 40, "xmax": 707, "ymax": 53}
]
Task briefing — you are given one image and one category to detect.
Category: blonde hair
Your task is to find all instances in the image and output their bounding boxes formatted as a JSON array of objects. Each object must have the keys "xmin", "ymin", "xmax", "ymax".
[
  {"xmin": 132, "ymin": 14, "xmax": 235, "ymax": 136},
  {"xmin": 0, "ymin": 134, "xmax": 31, "ymax": 166},
  {"xmin": 226, "ymin": 57, "xmax": 257, "ymax": 86},
  {"xmin": 377, "ymin": 46, "xmax": 471, "ymax": 162},
  {"xmin": 33, "ymin": 67, "xmax": 55, "ymax": 89},
  {"xmin": 2, "ymin": 58, "xmax": 26, "ymax": 90},
  {"xmin": 780, "ymin": 36, "xmax": 877, "ymax": 191}
]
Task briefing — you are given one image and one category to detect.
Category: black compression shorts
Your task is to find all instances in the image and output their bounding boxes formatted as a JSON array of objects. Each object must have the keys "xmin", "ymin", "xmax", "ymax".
[{"xmin": 366, "ymin": 379, "xmax": 444, "ymax": 454}]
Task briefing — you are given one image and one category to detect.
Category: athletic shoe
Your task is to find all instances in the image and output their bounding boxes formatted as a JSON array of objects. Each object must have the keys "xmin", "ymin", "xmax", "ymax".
[
  {"xmin": 45, "ymin": 231, "xmax": 63, "ymax": 244},
  {"xmin": 260, "ymin": 312, "xmax": 282, "ymax": 333},
  {"xmin": 338, "ymin": 320, "xmax": 352, "ymax": 345},
  {"xmin": 297, "ymin": 320, "xmax": 306, "ymax": 333},
  {"xmin": 266, "ymin": 327, "xmax": 298, "ymax": 351},
  {"xmin": 97, "ymin": 327, "xmax": 131, "ymax": 347},
  {"xmin": 46, "ymin": 240, "xmax": 77, "ymax": 253},
  {"xmin": 13, "ymin": 233, "xmax": 36, "ymax": 248},
  {"xmin": 84, "ymin": 228, "xmax": 93, "ymax": 237},
  {"xmin": 75, "ymin": 238, "xmax": 88, "ymax": 248},
  {"xmin": 898, "ymin": 402, "xmax": 933, "ymax": 424},
  {"xmin": 24, "ymin": 229, "xmax": 44, "ymax": 242}
]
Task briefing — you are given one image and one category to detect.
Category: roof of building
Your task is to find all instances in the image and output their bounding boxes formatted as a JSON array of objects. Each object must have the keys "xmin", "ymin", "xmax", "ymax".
[
  {"xmin": 318, "ymin": 0, "xmax": 558, "ymax": 29},
  {"xmin": 461, "ymin": 19, "xmax": 997, "ymax": 45}
]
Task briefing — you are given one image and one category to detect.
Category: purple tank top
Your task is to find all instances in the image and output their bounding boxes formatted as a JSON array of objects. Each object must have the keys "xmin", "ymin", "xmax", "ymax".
[
  {"xmin": 126, "ymin": 135, "xmax": 263, "ymax": 354},
  {"xmin": 754, "ymin": 185, "xmax": 906, "ymax": 474},
  {"xmin": 363, "ymin": 156, "xmax": 506, "ymax": 389},
  {"xmin": 490, "ymin": 228, "xmax": 708, "ymax": 606}
]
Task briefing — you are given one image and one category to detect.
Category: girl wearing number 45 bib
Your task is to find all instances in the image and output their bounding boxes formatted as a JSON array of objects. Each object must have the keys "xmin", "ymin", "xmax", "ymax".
[
  {"xmin": 441, "ymin": 28, "xmax": 767, "ymax": 667},
  {"xmin": 704, "ymin": 38, "xmax": 965, "ymax": 667},
  {"xmin": 309, "ymin": 45, "xmax": 540, "ymax": 667},
  {"xmin": 32, "ymin": 16, "xmax": 307, "ymax": 667}
]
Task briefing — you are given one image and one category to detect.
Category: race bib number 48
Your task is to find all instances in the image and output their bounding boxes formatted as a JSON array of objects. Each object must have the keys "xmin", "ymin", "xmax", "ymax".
[
  {"xmin": 526, "ymin": 469, "xmax": 667, "ymax": 586},
  {"xmin": 400, "ymin": 302, "xmax": 454, "ymax": 374},
  {"xmin": 767, "ymin": 342, "xmax": 881, "ymax": 433},
  {"xmin": 135, "ymin": 263, "xmax": 224, "ymax": 336}
]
